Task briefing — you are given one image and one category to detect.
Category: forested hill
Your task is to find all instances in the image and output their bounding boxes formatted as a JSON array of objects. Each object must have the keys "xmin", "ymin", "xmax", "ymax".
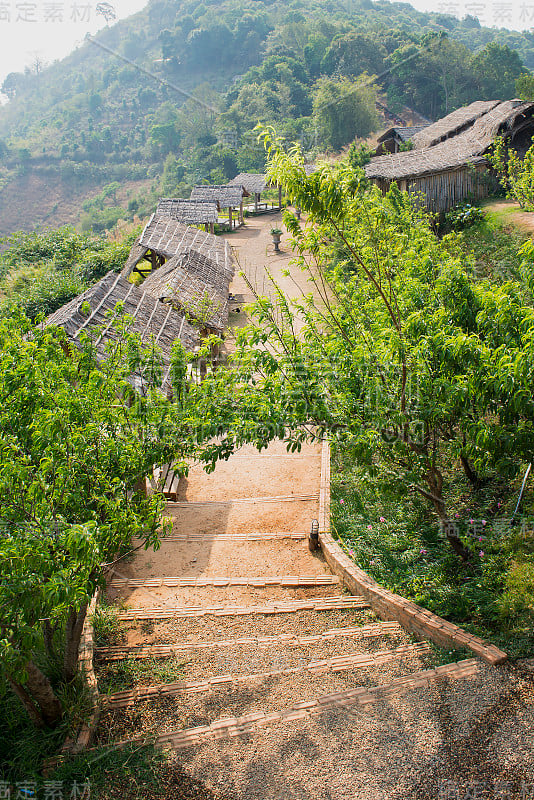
[{"xmin": 0, "ymin": 0, "xmax": 532, "ymax": 234}]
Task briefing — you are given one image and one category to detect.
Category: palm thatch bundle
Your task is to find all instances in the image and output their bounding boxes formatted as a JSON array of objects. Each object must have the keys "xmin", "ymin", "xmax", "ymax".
[
  {"xmin": 156, "ymin": 198, "xmax": 218, "ymax": 224},
  {"xmin": 45, "ymin": 272, "xmax": 199, "ymax": 393},
  {"xmin": 411, "ymin": 100, "xmax": 500, "ymax": 149},
  {"xmin": 122, "ymin": 215, "xmax": 233, "ymax": 278},
  {"xmin": 141, "ymin": 251, "xmax": 230, "ymax": 331},
  {"xmin": 377, "ymin": 125, "xmax": 428, "ymax": 147}
]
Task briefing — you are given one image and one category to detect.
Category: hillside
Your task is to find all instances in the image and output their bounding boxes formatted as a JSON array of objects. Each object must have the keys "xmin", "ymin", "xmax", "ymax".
[{"xmin": 0, "ymin": 0, "xmax": 532, "ymax": 235}]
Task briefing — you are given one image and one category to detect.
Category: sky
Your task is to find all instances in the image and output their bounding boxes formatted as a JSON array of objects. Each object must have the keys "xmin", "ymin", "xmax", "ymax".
[{"xmin": 0, "ymin": 0, "xmax": 532, "ymax": 98}]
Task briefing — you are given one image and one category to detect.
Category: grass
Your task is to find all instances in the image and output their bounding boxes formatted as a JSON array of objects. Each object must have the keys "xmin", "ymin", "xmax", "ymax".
[
  {"xmin": 97, "ymin": 656, "xmax": 188, "ymax": 694},
  {"xmin": 92, "ymin": 602, "xmax": 126, "ymax": 649},
  {"xmin": 15, "ymin": 743, "xmax": 221, "ymax": 799},
  {"xmin": 0, "ymin": 667, "xmax": 94, "ymax": 783},
  {"xmin": 451, "ymin": 206, "xmax": 530, "ymax": 283},
  {"xmin": 331, "ymin": 446, "xmax": 534, "ymax": 660}
]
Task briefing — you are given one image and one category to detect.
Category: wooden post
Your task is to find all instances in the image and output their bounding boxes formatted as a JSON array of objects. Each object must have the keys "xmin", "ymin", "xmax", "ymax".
[
  {"xmin": 209, "ymin": 222, "xmax": 215, "ymax": 234},
  {"xmin": 229, "ymin": 206, "xmax": 233, "ymax": 229},
  {"xmin": 255, "ymin": 192, "xmax": 259, "ymax": 212},
  {"xmin": 239, "ymin": 199, "xmax": 244, "ymax": 224}
]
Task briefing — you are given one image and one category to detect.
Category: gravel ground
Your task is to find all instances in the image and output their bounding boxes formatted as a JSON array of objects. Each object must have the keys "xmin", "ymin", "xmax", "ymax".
[
  {"xmin": 124, "ymin": 608, "xmax": 380, "ymax": 646},
  {"xmin": 95, "ymin": 649, "xmax": 438, "ymax": 744},
  {"xmin": 168, "ymin": 664, "xmax": 534, "ymax": 800},
  {"xmin": 97, "ymin": 632, "xmax": 421, "ymax": 688}
]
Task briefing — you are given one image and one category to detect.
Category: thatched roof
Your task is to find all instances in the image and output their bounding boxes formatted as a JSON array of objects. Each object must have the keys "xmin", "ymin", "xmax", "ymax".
[
  {"xmin": 141, "ymin": 250, "xmax": 230, "ymax": 331},
  {"xmin": 229, "ymin": 173, "xmax": 268, "ymax": 194},
  {"xmin": 123, "ymin": 242, "xmax": 148, "ymax": 276},
  {"xmin": 156, "ymin": 198, "xmax": 218, "ymax": 224},
  {"xmin": 122, "ymin": 215, "xmax": 233, "ymax": 278},
  {"xmin": 190, "ymin": 184, "xmax": 249, "ymax": 207},
  {"xmin": 366, "ymin": 100, "xmax": 534, "ymax": 181},
  {"xmin": 45, "ymin": 272, "xmax": 199, "ymax": 393},
  {"xmin": 377, "ymin": 125, "xmax": 428, "ymax": 144},
  {"xmin": 411, "ymin": 100, "xmax": 500, "ymax": 149}
]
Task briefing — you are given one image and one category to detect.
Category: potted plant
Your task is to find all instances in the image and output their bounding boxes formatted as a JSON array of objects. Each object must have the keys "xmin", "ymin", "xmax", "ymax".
[{"xmin": 270, "ymin": 227, "xmax": 282, "ymax": 252}]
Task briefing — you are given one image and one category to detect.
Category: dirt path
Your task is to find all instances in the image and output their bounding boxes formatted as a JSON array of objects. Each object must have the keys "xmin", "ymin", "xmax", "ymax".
[
  {"xmin": 483, "ymin": 199, "xmax": 534, "ymax": 234},
  {"xmin": 97, "ymin": 214, "xmax": 534, "ymax": 800}
]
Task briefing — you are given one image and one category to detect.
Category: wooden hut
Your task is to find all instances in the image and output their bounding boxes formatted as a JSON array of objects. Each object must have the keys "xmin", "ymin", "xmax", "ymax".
[
  {"xmin": 141, "ymin": 249, "xmax": 230, "ymax": 334},
  {"xmin": 190, "ymin": 184, "xmax": 249, "ymax": 229},
  {"xmin": 366, "ymin": 100, "xmax": 534, "ymax": 214},
  {"xmin": 45, "ymin": 272, "xmax": 198, "ymax": 394},
  {"xmin": 229, "ymin": 173, "xmax": 282, "ymax": 213},
  {"xmin": 375, "ymin": 125, "xmax": 428, "ymax": 155},
  {"xmin": 121, "ymin": 215, "xmax": 233, "ymax": 282},
  {"xmin": 156, "ymin": 198, "xmax": 218, "ymax": 233}
]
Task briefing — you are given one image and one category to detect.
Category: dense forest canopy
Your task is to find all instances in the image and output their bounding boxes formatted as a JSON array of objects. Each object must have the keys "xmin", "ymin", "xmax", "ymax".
[{"xmin": 0, "ymin": 0, "xmax": 531, "ymax": 233}]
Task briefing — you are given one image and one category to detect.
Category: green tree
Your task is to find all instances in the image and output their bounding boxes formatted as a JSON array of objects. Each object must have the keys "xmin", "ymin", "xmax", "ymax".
[
  {"xmin": 471, "ymin": 42, "xmax": 524, "ymax": 99},
  {"xmin": 313, "ymin": 78, "xmax": 378, "ymax": 151},
  {"xmin": 516, "ymin": 72, "xmax": 534, "ymax": 100},
  {"xmin": 0, "ymin": 311, "xmax": 223, "ymax": 727}
]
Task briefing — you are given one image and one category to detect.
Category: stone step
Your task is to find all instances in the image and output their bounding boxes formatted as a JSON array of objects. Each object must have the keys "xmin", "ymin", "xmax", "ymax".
[
  {"xmin": 94, "ymin": 658, "xmax": 480, "ymax": 750},
  {"xmin": 95, "ymin": 621, "xmax": 404, "ymax": 661},
  {"xmin": 111, "ymin": 539, "xmax": 330, "ymax": 584},
  {"xmin": 100, "ymin": 642, "xmax": 434, "ymax": 709},
  {"xmin": 120, "ymin": 604, "xmax": 379, "ymax": 649},
  {"xmin": 107, "ymin": 582, "xmax": 346, "ymax": 610}
]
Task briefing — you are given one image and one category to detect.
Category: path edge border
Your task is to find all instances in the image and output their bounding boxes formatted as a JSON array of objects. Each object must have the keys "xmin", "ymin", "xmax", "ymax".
[{"xmin": 318, "ymin": 439, "xmax": 507, "ymax": 666}]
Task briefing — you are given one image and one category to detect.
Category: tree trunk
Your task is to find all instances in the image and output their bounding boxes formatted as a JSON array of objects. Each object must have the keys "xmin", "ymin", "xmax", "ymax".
[
  {"xmin": 425, "ymin": 468, "xmax": 471, "ymax": 561},
  {"xmin": 42, "ymin": 619, "xmax": 55, "ymax": 658},
  {"xmin": 460, "ymin": 453, "xmax": 480, "ymax": 489},
  {"xmin": 9, "ymin": 678, "xmax": 46, "ymax": 728},
  {"xmin": 24, "ymin": 660, "xmax": 63, "ymax": 727},
  {"xmin": 63, "ymin": 601, "xmax": 88, "ymax": 683}
]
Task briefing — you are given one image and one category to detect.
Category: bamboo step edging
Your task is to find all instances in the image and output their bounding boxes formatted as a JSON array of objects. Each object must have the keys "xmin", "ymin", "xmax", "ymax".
[
  {"xmin": 100, "ymin": 659, "xmax": 481, "ymax": 750},
  {"xmin": 165, "ymin": 493, "xmax": 320, "ymax": 506},
  {"xmin": 109, "ymin": 575, "xmax": 340, "ymax": 590},
  {"xmin": 134, "ymin": 532, "xmax": 308, "ymax": 543},
  {"xmin": 115, "ymin": 595, "xmax": 371, "ymax": 621},
  {"xmin": 102, "ymin": 642, "xmax": 433, "ymax": 709},
  {"xmin": 95, "ymin": 621, "xmax": 403, "ymax": 661}
]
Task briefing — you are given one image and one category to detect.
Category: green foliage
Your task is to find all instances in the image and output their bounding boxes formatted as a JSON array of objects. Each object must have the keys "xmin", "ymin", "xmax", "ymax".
[
  {"xmin": 0, "ymin": 227, "xmax": 137, "ymax": 318},
  {"xmin": 444, "ymin": 202, "xmax": 485, "ymax": 232},
  {"xmin": 487, "ymin": 135, "xmax": 534, "ymax": 211},
  {"xmin": 98, "ymin": 656, "xmax": 186, "ymax": 694},
  {"xmin": 516, "ymin": 72, "xmax": 534, "ymax": 100},
  {"xmin": 313, "ymin": 77, "xmax": 378, "ymax": 151}
]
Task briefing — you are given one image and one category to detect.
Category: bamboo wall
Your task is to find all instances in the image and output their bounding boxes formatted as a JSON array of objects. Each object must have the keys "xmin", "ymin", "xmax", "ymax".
[{"xmin": 406, "ymin": 165, "xmax": 494, "ymax": 213}]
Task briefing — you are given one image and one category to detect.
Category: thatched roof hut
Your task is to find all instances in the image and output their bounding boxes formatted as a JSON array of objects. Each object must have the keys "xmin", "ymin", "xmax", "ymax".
[
  {"xmin": 121, "ymin": 215, "xmax": 233, "ymax": 281},
  {"xmin": 190, "ymin": 184, "xmax": 250, "ymax": 228},
  {"xmin": 45, "ymin": 272, "xmax": 198, "ymax": 393},
  {"xmin": 375, "ymin": 125, "xmax": 428, "ymax": 155},
  {"xmin": 156, "ymin": 198, "xmax": 218, "ymax": 232},
  {"xmin": 141, "ymin": 249, "xmax": 230, "ymax": 332},
  {"xmin": 190, "ymin": 184, "xmax": 249, "ymax": 207},
  {"xmin": 411, "ymin": 100, "xmax": 500, "ymax": 149},
  {"xmin": 366, "ymin": 100, "xmax": 534, "ymax": 213},
  {"xmin": 229, "ymin": 173, "xmax": 268, "ymax": 195}
]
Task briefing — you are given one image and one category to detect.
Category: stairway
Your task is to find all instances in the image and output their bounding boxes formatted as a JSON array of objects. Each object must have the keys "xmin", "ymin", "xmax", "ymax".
[{"xmin": 94, "ymin": 440, "xmax": 511, "ymax": 799}]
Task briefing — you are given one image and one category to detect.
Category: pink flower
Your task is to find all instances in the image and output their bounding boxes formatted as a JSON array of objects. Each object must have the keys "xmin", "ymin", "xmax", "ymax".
[
  {"xmin": 370, "ymin": 560, "xmax": 375, "ymax": 565},
  {"xmin": 379, "ymin": 516, "xmax": 386, "ymax": 523},
  {"xmin": 455, "ymin": 513, "xmax": 459, "ymax": 518},
  {"xmin": 420, "ymin": 548, "xmax": 427, "ymax": 555},
  {"xmin": 478, "ymin": 536, "xmax": 483, "ymax": 541},
  {"xmin": 479, "ymin": 550, "xmax": 484, "ymax": 557},
  {"xmin": 340, "ymin": 499, "xmax": 345, "ymax": 504},
  {"xmin": 367, "ymin": 524, "xmax": 373, "ymax": 530},
  {"xmin": 498, "ymin": 502, "xmax": 502, "ymax": 508},
  {"xmin": 482, "ymin": 520, "xmax": 487, "ymax": 526},
  {"xmin": 469, "ymin": 518, "xmax": 474, "ymax": 524}
]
